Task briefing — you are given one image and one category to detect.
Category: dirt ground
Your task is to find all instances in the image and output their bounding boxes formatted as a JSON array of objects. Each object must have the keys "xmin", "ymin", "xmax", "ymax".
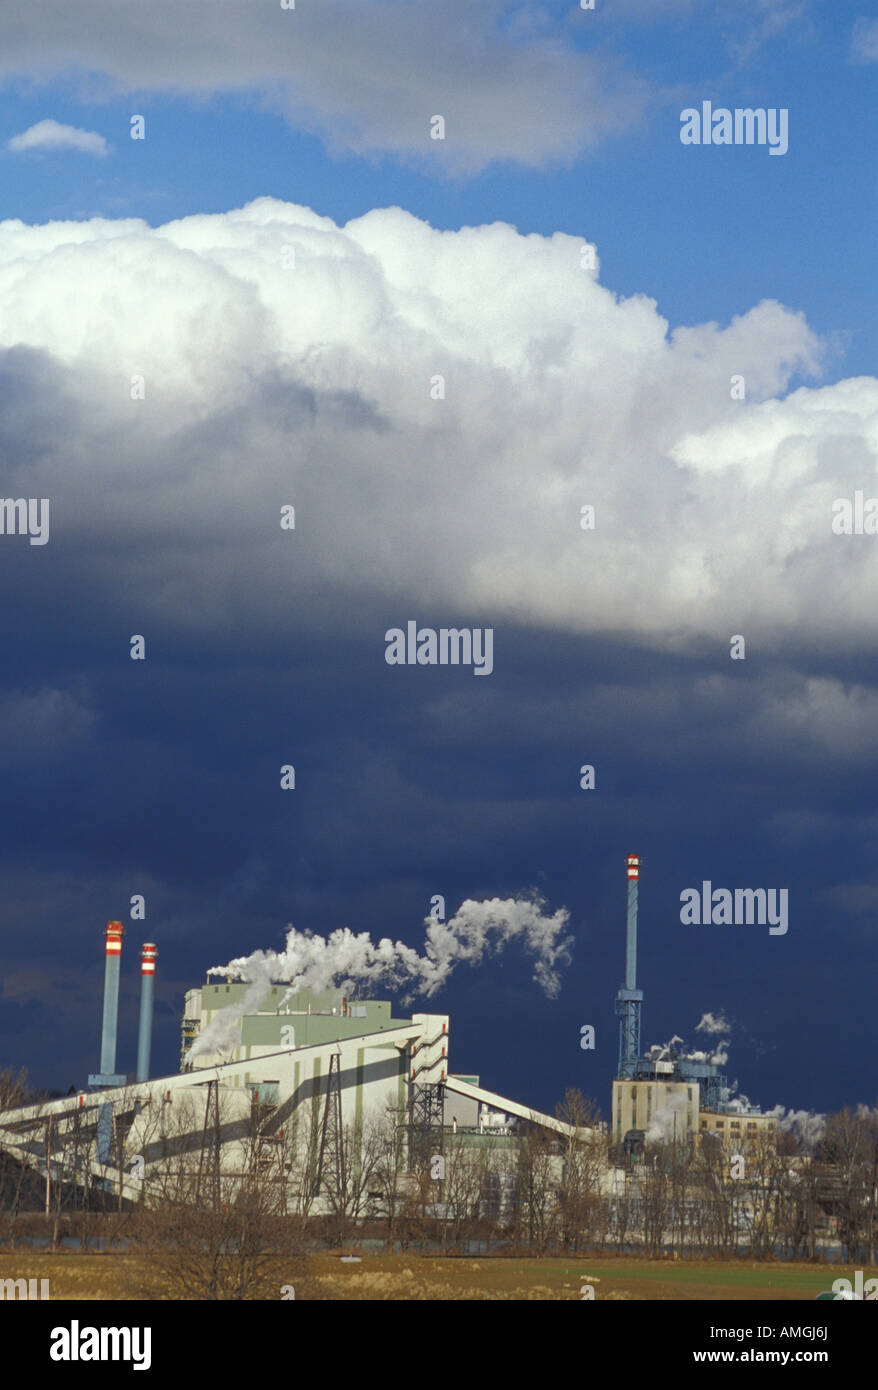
[{"xmin": 0, "ymin": 1250, "xmax": 867, "ymax": 1300}]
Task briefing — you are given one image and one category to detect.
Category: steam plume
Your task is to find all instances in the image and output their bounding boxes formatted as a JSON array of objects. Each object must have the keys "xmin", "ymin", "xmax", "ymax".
[
  {"xmin": 188, "ymin": 895, "xmax": 572, "ymax": 1060},
  {"xmin": 696, "ymin": 1011, "xmax": 730, "ymax": 1036}
]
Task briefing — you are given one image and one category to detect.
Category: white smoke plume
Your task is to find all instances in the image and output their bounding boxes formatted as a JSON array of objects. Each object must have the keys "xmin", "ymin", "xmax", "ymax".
[
  {"xmin": 646, "ymin": 1028, "xmax": 728, "ymax": 1066},
  {"xmin": 696, "ymin": 1011, "xmax": 730, "ymax": 1036},
  {"xmin": 693, "ymin": 1011, "xmax": 731, "ymax": 1064},
  {"xmin": 723, "ymin": 1091, "xmax": 754, "ymax": 1114},
  {"xmin": 646, "ymin": 1035, "xmax": 685, "ymax": 1061},
  {"xmin": 645, "ymin": 1093, "xmax": 690, "ymax": 1145},
  {"xmin": 765, "ymin": 1105, "xmax": 826, "ymax": 1151},
  {"xmin": 188, "ymin": 895, "xmax": 572, "ymax": 1060}
]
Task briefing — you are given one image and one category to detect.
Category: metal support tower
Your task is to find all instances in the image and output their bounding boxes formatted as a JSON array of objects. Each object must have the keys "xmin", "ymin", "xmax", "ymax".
[
  {"xmin": 196, "ymin": 1078, "xmax": 222, "ymax": 1209},
  {"xmin": 314, "ymin": 1051, "xmax": 345, "ymax": 1197},
  {"xmin": 615, "ymin": 853, "xmax": 644, "ymax": 1079},
  {"xmin": 408, "ymin": 1078, "xmax": 445, "ymax": 1173}
]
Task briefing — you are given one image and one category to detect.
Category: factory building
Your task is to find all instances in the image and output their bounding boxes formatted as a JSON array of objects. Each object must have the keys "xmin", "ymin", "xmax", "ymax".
[
  {"xmin": 0, "ymin": 924, "xmax": 580, "ymax": 1209},
  {"xmin": 611, "ymin": 1079, "xmax": 777, "ymax": 1149},
  {"xmin": 177, "ymin": 980, "xmax": 451, "ymax": 1174},
  {"xmin": 612, "ymin": 1079, "xmax": 699, "ymax": 1146},
  {"xmin": 697, "ymin": 1111, "xmax": 777, "ymax": 1146},
  {"xmin": 0, "ymin": 854, "xmax": 777, "ymax": 1210},
  {"xmin": 612, "ymin": 855, "xmax": 773, "ymax": 1151},
  {"xmin": 181, "ymin": 982, "xmax": 433, "ymax": 1123},
  {"xmin": 182, "ymin": 983, "xmax": 420, "ymax": 1068}
]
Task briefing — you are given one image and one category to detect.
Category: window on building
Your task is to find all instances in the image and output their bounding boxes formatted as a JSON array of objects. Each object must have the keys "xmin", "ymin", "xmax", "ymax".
[
  {"xmin": 687, "ymin": 1088, "xmax": 693, "ymax": 1101},
  {"xmin": 700, "ymin": 1120, "xmax": 708, "ymax": 1130},
  {"xmin": 730, "ymin": 1121, "xmax": 740, "ymax": 1130},
  {"xmin": 747, "ymin": 1122, "xmax": 756, "ymax": 1130}
]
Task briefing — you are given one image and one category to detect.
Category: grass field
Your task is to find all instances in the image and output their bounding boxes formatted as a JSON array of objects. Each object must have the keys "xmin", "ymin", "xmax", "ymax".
[{"xmin": 0, "ymin": 1250, "xmax": 870, "ymax": 1300}]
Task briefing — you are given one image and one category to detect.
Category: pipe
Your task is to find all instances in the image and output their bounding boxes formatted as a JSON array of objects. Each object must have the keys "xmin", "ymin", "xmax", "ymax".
[
  {"xmin": 100, "ymin": 921, "xmax": 124, "ymax": 1075},
  {"xmin": 136, "ymin": 943, "xmax": 157, "ymax": 1083}
]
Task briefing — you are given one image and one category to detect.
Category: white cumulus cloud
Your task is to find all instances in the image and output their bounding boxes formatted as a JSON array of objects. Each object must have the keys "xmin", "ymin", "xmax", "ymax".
[
  {"xmin": 0, "ymin": 197, "xmax": 875, "ymax": 657},
  {"xmin": 6, "ymin": 119, "xmax": 109, "ymax": 157}
]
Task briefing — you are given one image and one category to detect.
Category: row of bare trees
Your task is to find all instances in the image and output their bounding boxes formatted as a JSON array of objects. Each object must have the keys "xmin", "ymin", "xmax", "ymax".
[
  {"xmin": 3, "ymin": 1068, "xmax": 878, "ymax": 1272},
  {"xmin": 594, "ymin": 1105, "xmax": 878, "ymax": 1263}
]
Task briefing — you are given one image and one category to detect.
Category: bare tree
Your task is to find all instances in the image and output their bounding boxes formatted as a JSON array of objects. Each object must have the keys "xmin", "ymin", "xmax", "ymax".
[
  {"xmin": 434, "ymin": 1136, "xmax": 489, "ymax": 1254},
  {"xmin": 131, "ymin": 1087, "xmax": 308, "ymax": 1300},
  {"xmin": 514, "ymin": 1121, "xmax": 557, "ymax": 1254},
  {"xmin": 368, "ymin": 1100, "xmax": 409, "ymax": 1252},
  {"xmin": 640, "ymin": 1146, "xmax": 671, "ymax": 1257},
  {"xmin": 822, "ymin": 1107, "xmax": 878, "ymax": 1263},
  {"xmin": 555, "ymin": 1090, "xmax": 605, "ymax": 1253},
  {"xmin": 0, "ymin": 1067, "xmax": 33, "ymax": 1246}
]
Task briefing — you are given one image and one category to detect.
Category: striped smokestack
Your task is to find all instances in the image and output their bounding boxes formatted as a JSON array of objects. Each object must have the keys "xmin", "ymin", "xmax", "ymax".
[
  {"xmin": 625, "ymin": 853, "xmax": 639, "ymax": 990},
  {"xmin": 89, "ymin": 920, "xmax": 127, "ymax": 1164},
  {"xmin": 99, "ymin": 921, "xmax": 124, "ymax": 1076},
  {"xmin": 136, "ymin": 943, "xmax": 157, "ymax": 1083},
  {"xmin": 615, "ymin": 853, "xmax": 643, "ymax": 1079}
]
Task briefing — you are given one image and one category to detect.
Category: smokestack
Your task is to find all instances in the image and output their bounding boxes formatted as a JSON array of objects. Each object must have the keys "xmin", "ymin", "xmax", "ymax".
[
  {"xmin": 136, "ymin": 943, "xmax": 157, "ymax": 1083},
  {"xmin": 99, "ymin": 921, "xmax": 124, "ymax": 1075},
  {"xmin": 614, "ymin": 853, "xmax": 644, "ymax": 1080},
  {"xmin": 87, "ymin": 920, "xmax": 127, "ymax": 1165},
  {"xmin": 625, "ymin": 852, "xmax": 639, "ymax": 990}
]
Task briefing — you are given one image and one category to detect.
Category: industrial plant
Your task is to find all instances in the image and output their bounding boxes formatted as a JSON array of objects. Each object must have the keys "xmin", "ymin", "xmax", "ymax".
[
  {"xmin": 612, "ymin": 855, "xmax": 775, "ymax": 1154},
  {"xmin": 0, "ymin": 854, "xmax": 785, "ymax": 1224}
]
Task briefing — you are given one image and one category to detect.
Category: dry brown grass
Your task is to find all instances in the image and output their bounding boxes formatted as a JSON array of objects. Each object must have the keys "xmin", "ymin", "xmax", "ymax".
[{"xmin": 0, "ymin": 1250, "xmax": 868, "ymax": 1301}]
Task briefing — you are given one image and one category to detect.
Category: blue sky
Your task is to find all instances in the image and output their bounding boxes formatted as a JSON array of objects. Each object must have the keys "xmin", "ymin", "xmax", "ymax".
[
  {"xmin": 0, "ymin": 0, "xmax": 877, "ymax": 1126},
  {"xmin": 1, "ymin": 1, "xmax": 875, "ymax": 377}
]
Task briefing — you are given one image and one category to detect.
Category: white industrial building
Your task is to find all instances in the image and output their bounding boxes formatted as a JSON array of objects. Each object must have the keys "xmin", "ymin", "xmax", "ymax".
[{"xmin": 0, "ymin": 976, "xmax": 584, "ymax": 1211}]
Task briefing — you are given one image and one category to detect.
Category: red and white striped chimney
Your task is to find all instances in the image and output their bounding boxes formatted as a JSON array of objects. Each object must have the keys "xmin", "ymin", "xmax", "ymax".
[
  {"xmin": 136, "ymin": 943, "xmax": 158, "ymax": 1083},
  {"xmin": 99, "ymin": 921, "xmax": 124, "ymax": 1075}
]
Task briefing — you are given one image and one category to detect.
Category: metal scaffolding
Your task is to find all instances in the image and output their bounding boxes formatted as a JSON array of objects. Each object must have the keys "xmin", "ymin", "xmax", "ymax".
[{"xmin": 408, "ymin": 1080, "xmax": 445, "ymax": 1173}]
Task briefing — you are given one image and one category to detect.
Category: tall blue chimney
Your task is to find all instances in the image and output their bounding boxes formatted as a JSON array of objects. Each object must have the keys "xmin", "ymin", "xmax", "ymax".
[
  {"xmin": 136, "ymin": 943, "xmax": 157, "ymax": 1083},
  {"xmin": 88, "ymin": 921, "xmax": 127, "ymax": 1163},
  {"xmin": 614, "ymin": 854, "xmax": 643, "ymax": 1078}
]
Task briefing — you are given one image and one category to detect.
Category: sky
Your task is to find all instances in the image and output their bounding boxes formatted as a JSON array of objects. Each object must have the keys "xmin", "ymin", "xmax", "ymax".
[{"xmin": 0, "ymin": 0, "xmax": 876, "ymax": 1122}]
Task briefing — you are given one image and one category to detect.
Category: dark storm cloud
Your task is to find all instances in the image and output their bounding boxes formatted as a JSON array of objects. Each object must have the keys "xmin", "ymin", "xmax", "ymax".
[{"xmin": 0, "ymin": 201, "xmax": 875, "ymax": 1113}]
